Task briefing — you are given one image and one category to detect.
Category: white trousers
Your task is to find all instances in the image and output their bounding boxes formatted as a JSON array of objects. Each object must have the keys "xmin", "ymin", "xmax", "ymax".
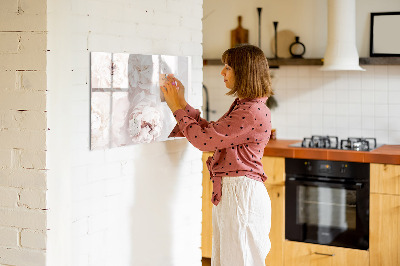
[{"xmin": 212, "ymin": 176, "xmax": 271, "ymax": 266}]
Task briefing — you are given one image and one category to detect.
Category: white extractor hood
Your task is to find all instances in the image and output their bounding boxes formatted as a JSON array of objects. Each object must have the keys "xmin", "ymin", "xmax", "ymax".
[{"xmin": 320, "ymin": 0, "xmax": 365, "ymax": 71}]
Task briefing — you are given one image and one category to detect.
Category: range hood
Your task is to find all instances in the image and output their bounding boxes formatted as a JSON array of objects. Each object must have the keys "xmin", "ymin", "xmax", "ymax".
[{"xmin": 320, "ymin": 0, "xmax": 365, "ymax": 71}]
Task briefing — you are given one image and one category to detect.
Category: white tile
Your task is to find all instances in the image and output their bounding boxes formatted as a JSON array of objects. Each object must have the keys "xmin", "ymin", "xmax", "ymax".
[
  {"xmin": 361, "ymin": 75, "xmax": 374, "ymax": 91},
  {"xmin": 297, "ymin": 101, "xmax": 312, "ymax": 114},
  {"xmin": 388, "ymin": 117, "xmax": 400, "ymax": 131},
  {"xmin": 336, "ymin": 103, "xmax": 349, "ymax": 116},
  {"xmin": 348, "ymin": 103, "xmax": 362, "ymax": 116},
  {"xmin": 311, "ymin": 102, "xmax": 324, "ymax": 113},
  {"xmin": 348, "ymin": 71, "xmax": 362, "ymax": 90},
  {"xmin": 388, "ymin": 76, "xmax": 400, "ymax": 91},
  {"xmin": 361, "ymin": 90, "xmax": 374, "ymax": 104},
  {"xmin": 311, "ymin": 114, "xmax": 324, "ymax": 129},
  {"xmin": 287, "ymin": 113, "xmax": 300, "ymax": 127},
  {"xmin": 362, "ymin": 65, "xmax": 375, "ymax": 74},
  {"xmin": 374, "ymin": 117, "xmax": 389, "ymax": 130},
  {"xmin": 374, "ymin": 65, "xmax": 388, "ymax": 77},
  {"xmin": 388, "ymin": 131, "xmax": 400, "ymax": 144},
  {"xmin": 389, "ymin": 104, "xmax": 400, "ymax": 117},
  {"xmin": 323, "ymin": 87, "xmax": 336, "ymax": 103},
  {"xmin": 336, "ymin": 115, "xmax": 348, "ymax": 128},
  {"xmin": 310, "ymin": 77, "xmax": 324, "ymax": 89},
  {"xmin": 311, "ymin": 88, "xmax": 323, "ymax": 101},
  {"xmin": 375, "ymin": 104, "xmax": 389, "ymax": 117},
  {"xmin": 374, "ymin": 78, "xmax": 388, "ymax": 91},
  {"xmin": 336, "ymin": 90, "xmax": 349, "ymax": 103},
  {"xmin": 374, "ymin": 90, "xmax": 388, "ymax": 104},
  {"xmin": 348, "ymin": 70, "xmax": 362, "ymax": 78},
  {"xmin": 335, "ymin": 72, "xmax": 349, "ymax": 90},
  {"xmin": 298, "ymin": 67, "xmax": 311, "ymax": 78},
  {"xmin": 348, "ymin": 90, "xmax": 362, "ymax": 103},
  {"xmin": 322, "ymin": 70, "xmax": 335, "ymax": 78},
  {"xmin": 323, "ymin": 103, "xmax": 336, "ymax": 115},
  {"xmin": 323, "ymin": 115, "xmax": 336, "ymax": 129},
  {"xmin": 323, "ymin": 127, "xmax": 337, "ymax": 135},
  {"xmin": 362, "ymin": 116, "xmax": 375, "ymax": 130},
  {"xmin": 374, "ymin": 130, "xmax": 389, "ymax": 144},
  {"xmin": 273, "ymin": 76, "xmax": 287, "ymax": 90},
  {"xmin": 388, "ymin": 65, "xmax": 400, "ymax": 76},
  {"xmin": 286, "ymin": 77, "xmax": 299, "ymax": 89},
  {"xmin": 298, "ymin": 77, "xmax": 310, "ymax": 89},
  {"xmin": 388, "ymin": 91, "xmax": 400, "ymax": 104},
  {"xmin": 311, "ymin": 127, "xmax": 324, "ymax": 136},
  {"xmin": 285, "ymin": 66, "xmax": 298, "ymax": 77},
  {"xmin": 349, "ymin": 128, "xmax": 362, "ymax": 137},
  {"xmin": 361, "ymin": 104, "xmax": 374, "ymax": 116},
  {"xmin": 361, "ymin": 129, "xmax": 375, "ymax": 138},
  {"xmin": 273, "ymin": 67, "xmax": 286, "ymax": 77},
  {"xmin": 348, "ymin": 116, "xmax": 362, "ymax": 129},
  {"xmin": 310, "ymin": 67, "xmax": 324, "ymax": 77},
  {"xmin": 336, "ymin": 128, "xmax": 349, "ymax": 140}
]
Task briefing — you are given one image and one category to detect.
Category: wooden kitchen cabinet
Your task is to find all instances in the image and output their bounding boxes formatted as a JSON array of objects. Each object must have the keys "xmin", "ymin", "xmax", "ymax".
[
  {"xmin": 262, "ymin": 156, "xmax": 285, "ymax": 266},
  {"xmin": 202, "ymin": 152, "xmax": 213, "ymax": 258},
  {"xmin": 370, "ymin": 163, "xmax": 400, "ymax": 195},
  {"xmin": 284, "ymin": 241, "xmax": 369, "ymax": 266},
  {"xmin": 370, "ymin": 163, "xmax": 400, "ymax": 266},
  {"xmin": 201, "ymin": 154, "xmax": 286, "ymax": 265},
  {"xmin": 264, "ymin": 184, "xmax": 285, "ymax": 266}
]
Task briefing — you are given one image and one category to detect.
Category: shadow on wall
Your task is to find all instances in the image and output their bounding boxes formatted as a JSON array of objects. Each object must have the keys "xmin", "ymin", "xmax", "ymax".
[{"xmin": 129, "ymin": 139, "xmax": 190, "ymax": 265}]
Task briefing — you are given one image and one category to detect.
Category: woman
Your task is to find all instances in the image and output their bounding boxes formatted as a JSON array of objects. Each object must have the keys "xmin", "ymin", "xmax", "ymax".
[{"xmin": 161, "ymin": 44, "xmax": 273, "ymax": 266}]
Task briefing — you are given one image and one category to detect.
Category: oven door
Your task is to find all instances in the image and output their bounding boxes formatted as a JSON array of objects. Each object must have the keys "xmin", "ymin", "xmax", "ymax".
[{"xmin": 285, "ymin": 177, "xmax": 369, "ymax": 250}]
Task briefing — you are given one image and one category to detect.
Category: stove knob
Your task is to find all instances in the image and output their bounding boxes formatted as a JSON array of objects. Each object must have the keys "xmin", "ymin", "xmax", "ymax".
[
  {"xmin": 305, "ymin": 162, "xmax": 312, "ymax": 171},
  {"xmin": 340, "ymin": 164, "xmax": 347, "ymax": 174}
]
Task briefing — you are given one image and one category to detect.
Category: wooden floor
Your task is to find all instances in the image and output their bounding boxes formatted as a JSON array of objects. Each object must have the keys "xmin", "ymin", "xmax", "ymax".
[{"xmin": 202, "ymin": 257, "xmax": 211, "ymax": 266}]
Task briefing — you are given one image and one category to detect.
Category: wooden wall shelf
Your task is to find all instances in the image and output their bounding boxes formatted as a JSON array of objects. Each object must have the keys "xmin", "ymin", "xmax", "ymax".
[
  {"xmin": 203, "ymin": 57, "xmax": 400, "ymax": 67},
  {"xmin": 359, "ymin": 57, "xmax": 400, "ymax": 65}
]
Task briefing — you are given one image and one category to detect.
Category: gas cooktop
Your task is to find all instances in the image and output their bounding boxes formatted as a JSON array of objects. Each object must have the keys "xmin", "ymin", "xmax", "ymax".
[{"xmin": 289, "ymin": 135, "xmax": 383, "ymax": 151}]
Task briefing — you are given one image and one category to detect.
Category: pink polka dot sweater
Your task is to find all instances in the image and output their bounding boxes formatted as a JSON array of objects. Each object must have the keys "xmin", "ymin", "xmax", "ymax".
[{"xmin": 169, "ymin": 97, "xmax": 271, "ymax": 206}]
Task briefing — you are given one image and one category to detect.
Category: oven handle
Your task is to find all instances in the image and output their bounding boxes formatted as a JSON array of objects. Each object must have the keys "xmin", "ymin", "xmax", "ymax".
[{"xmin": 286, "ymin": 177, "xmax": 364, "ymax": 189}]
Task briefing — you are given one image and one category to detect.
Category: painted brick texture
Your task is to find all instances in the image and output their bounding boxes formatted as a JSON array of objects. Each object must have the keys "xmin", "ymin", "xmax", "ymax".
[
  {"xmin": 0, "ymin": 0, "xmax": 48, "ymax": 265},
  {"xmin": 46, "ymin": 0, "xmax": 203, "ymax": 266}
]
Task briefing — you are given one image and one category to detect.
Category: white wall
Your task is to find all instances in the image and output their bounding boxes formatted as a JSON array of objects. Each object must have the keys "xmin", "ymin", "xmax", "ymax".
[
  {"xmin": 0, "ymin": 0, "xmax": 48, "ymax": 265},
  {"xmin": 203, "ymin": 0, "xmax": 400, "ymax": 58},
  {"xmin": 203, "ymin": 0, "xmax": 400, "ymax": 145},
  {"xmin": 47, "ymin": 0, "xmax": 203, "ymax": 266}
]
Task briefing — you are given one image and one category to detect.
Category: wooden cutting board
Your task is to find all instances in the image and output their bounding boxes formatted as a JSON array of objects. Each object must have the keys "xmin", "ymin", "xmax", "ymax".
[{"xmin": 231, "ymin": 16, "xmax": 249, "ymax": 48}]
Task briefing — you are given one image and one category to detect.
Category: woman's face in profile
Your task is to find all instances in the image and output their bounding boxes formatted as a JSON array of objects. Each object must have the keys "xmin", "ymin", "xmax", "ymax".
[{"xmin": 221, "ymin": 64, "xmax": 235, "ymax": 89}]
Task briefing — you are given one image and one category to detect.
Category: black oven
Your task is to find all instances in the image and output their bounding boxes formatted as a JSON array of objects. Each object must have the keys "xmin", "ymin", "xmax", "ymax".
[{"xmin": 285, "ymin": 158, "xmax": 369, "ymax": 250}]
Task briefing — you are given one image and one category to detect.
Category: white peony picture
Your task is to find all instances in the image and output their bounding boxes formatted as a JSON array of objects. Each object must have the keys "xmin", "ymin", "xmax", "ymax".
[{"xmin": 90, "ymin": 52, "xmax": 191, "ymax": 150}]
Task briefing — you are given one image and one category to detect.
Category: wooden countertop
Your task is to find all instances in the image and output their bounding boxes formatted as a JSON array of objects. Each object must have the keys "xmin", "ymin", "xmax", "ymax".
[{"xmin": 263, "ymin": 139, "xmax": 400, "ymax": 165}]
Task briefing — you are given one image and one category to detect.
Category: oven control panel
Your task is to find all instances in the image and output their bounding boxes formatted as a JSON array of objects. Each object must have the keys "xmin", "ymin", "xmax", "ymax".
[{"xmin": 286, "ymin": 158, "xmax": 369, "ymax": 180}]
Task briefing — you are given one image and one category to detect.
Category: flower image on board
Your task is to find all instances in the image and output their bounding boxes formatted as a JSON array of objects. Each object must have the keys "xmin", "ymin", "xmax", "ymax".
[{"xmin": 90, "ymin": 52, "xmax": 191, "ymax": 150}]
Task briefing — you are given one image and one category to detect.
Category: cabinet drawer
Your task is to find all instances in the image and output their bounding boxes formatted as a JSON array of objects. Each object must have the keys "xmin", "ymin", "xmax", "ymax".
[{"xmin": 284, "ymin": 241, "xmax": 369, "ymax": 266}]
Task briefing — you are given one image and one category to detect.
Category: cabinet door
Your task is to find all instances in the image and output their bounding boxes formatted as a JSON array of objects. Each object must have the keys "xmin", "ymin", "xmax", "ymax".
[
  {"xmin": 370, "ymin": 163, "xmax": 400, "ymax": 195},
  {"xmin": 261, "ymin": 156, "xmax": 285, "ymax": 185},
  {"xmin": 370, "ymin": 193, "xmax": 400, "ymax": 266},
  {"xmin": 284, "ymin": 241, "xmax": 369, "ymax": 266},
  {"xmin": 264, "ymin": 185, "xmax": 284, "ymax": 266},
  {"xmin": 202, "ymin": 152, "xmax": 213, "ymax": 258}
]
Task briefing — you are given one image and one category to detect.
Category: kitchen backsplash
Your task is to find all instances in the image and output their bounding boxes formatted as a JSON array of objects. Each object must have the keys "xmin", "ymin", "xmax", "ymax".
[{"xmin": 203, "ymin": 65, "xmax": 400, "ymax": 144}]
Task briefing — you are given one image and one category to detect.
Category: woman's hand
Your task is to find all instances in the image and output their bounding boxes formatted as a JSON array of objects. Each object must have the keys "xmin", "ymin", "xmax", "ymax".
[
  {"xmin": 171, "ymin": 76, "xmax": 187, "ymax": 108},
  {"xmin": 161, "ymin": 76, "xmax": 184, "ymax": 113}
]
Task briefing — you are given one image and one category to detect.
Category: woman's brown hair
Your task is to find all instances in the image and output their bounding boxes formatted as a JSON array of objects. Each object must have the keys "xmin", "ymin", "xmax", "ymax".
[{"xmin": 221, "ymin": 44, "xmax": 273, "ymax": 99}]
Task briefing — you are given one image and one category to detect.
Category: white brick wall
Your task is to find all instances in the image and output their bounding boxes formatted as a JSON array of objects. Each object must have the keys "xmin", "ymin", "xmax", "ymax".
[
  {"xmin": 0, "ymin": 0, "xmax": 48, "ymax": 265},
  {"xmin": 47, "ymin": 1, "xmax": 203, "ymax": 266}
]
